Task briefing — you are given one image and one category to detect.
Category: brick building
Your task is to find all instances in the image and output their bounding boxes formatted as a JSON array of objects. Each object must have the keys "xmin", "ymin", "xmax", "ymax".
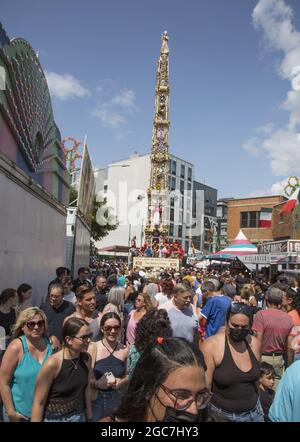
[
  {"xmin": 227, "ymin": 195, "xmax": 287, "ymax": 244},
  {"xmin": 272, "ymin": 202, "xmax": 300, "ymax": 240}
]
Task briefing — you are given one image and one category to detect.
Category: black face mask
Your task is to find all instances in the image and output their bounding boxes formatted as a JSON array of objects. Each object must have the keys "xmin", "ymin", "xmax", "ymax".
[
  {"xmin": 229, "ymin": 327, "xmax": 249, "ymax": 342},
  {"xmin": 161, "ymin": 406, "xmax": 204, "ymax": 422}
]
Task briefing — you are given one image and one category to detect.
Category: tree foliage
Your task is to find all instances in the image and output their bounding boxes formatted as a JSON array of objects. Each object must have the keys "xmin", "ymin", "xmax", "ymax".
[{"xmin": 69, "ymin": 187, "xmax": 118, "ymax": 245}]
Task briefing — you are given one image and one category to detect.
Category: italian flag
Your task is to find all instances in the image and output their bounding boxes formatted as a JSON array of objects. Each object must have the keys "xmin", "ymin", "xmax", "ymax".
[
  {"xmin": 259, "ymin": 208, "xmax": 272, "ymax": 228},
  {"xmin": 280, "ymin": 188, "xmax": 300, "ymax": 215}
]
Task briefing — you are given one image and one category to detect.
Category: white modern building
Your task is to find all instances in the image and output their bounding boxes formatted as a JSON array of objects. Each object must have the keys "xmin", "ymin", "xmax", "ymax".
[{"xmin": 95, "ymin": 152, "xmax": 195, "ymax": 254}]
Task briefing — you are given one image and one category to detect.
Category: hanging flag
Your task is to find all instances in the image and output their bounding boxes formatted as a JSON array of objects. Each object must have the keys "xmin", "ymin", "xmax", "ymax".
[
  {"xmin": 280, "ymin": 188, "xmax": 300, "ymax": 215},
  {"xmin": 259, "ymin": 208, "xmax": 272, "ymax": 228}
]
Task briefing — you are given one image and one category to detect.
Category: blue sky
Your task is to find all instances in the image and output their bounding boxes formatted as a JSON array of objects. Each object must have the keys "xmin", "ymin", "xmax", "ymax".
[{"xmin": 2, "ymin": 0, "xmax": 300, "ymax": 198}]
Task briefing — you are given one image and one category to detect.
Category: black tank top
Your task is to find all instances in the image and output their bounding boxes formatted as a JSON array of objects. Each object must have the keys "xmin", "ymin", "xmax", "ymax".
[
  {"xmin": 212, "ymin": 336, "xmax": 260, "ymax": 413},
  {"xmin": 46, "ymin": 353, "xmax": 88, "ymax": 412}
]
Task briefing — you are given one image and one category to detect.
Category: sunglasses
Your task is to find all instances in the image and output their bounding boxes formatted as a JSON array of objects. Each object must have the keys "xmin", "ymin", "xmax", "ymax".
[
  {"xmin": 26, "ymin": 320, "xmax": 45, "ymax": 330},
  {"xmin": 72, "ymin": 333, "xmax": 93, "ymax": 342},
  {"xmin": 103, "ymin": 325, "xmax": 121, "ymax": 332}
]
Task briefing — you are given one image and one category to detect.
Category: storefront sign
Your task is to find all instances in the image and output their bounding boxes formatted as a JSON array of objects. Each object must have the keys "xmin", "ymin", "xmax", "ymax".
[
  {"xmin": 133, "ymin": 257, "xmax": 180, "ymax": 270},
  {"xmin": 239, "ymin": 254, "xmax": 270, "ymax": 265},
  {"xmin": 258, "ymin": 240, "xmax": 300, "ymax": 254}
]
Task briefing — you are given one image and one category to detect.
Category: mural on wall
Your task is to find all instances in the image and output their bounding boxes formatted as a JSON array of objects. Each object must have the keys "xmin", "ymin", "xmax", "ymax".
[{"xmin": 0, "ymin": 22, "xmax": 69, "ymax": 205}]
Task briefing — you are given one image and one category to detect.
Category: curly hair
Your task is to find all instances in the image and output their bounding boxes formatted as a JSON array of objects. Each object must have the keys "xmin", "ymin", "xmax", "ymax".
[{"xmin": 134, "ymin": 309, "xmax": 172, "ymax": 353}]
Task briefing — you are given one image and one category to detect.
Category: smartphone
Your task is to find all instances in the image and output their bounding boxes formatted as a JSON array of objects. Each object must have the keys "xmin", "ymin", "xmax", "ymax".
[{"xmin": 105, "ymin": 371, "xmax": 116, "ymax": 383}]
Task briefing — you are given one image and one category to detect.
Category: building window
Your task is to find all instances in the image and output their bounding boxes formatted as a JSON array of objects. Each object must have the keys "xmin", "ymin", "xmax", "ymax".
[
  {"xmin": 181, "ymin": 164, "xmax": 185, "ymax": 179},
  {"xmin": 171, "ymin": 177, "xmax": 176, "ymax": 191},
  {"xmin": 170, "ymin": 197, "xmax": 174, "ymax": 207},
  {"xmin": 188, "ymin": 167, "xmax": 192, "ymax": 181},
  {"xmin": 168, "ymin": 175, "xmax": 171, "ymax": 190},
  {"xmin": 104, "ymin": 185, "xmax": 108, "ymax": 193},
  {"xmin": 170, "ymin": 208, "xmax": 174, "ymax": 222},
  {"xmin": 180, "ymin": 180, "xmax": 184, "ymax": 194},
  {"xmin": 240, "ymin": 211, "xmax": 260, "ymax": 228},
  {"xmin": 181, "ymin": 196, "xmax": 184, "ymax": 210},
  {"xmin": 187, "ymin": 182, "xmax": 191, "ymax": 191},
  {"xmin": 169, "ymin": 224, "xmax": 174, "ymax": 236},
  {"xmin": 178, "ymin": 225, "xmax": 182, "ymax": 237},
  {"xmin": 171, "ymin": 160, "xmax": 177, "ymax": 175},
  {"xmin": 168, "ymin": 159, "xmax": 172, "ymax": 173}
]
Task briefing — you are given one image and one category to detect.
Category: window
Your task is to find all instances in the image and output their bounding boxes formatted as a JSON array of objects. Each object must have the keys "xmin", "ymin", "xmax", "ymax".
[
  {"xmin": 170, "ymin": 208, "xmax": 174, "ymax": 222},
  {"xmin": 188, "ymin": 167, "xmax": 192, "ymax": 181},
  {"xmin": 171, "ymin": 177, "xmax": 176, "ymax": 191},
  {"xmin": 181, "ymin": 196, "xmax": 184, "ymax": 209},
  {"xmin": 178, "ymin": 225, "xmax": 182, "ymax": 237},
  {"xmin": 169, "ymin": 224, "xmax": 174, "ymax": 236},
  {"xmin": 170, "ymin": 197, "xmax": 174, "ymax": 207},
  {"xmin": 171, "ymin": 160, "xmax": 177, "ymax": 175},
  {"xmin": 180, "ymin": 180, "xmax": 184, "ymax": 194},
  {"xmin": 181, "ymin": 164, "xmax": 185, "ymax": 179},
  {"xmin": 168, "ymin": 175, "xmax": 171, "ymax": 190},
  {"xmin": 168, "ymin": 159, "xmax": 172, "ymax": 174},
  {"xmin": 103, "ymin": 185, "xmax": 108, "ymax": 193},
  {"xmin": 240, "ymin": 211, "xmax": 259, "ymax": 228},
  {"xmin": 187, "ymin": 182, "xmax": 191, "ymax": 191}
]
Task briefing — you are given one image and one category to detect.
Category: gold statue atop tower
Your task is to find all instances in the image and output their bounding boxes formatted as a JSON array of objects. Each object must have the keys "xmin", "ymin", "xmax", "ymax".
[{"xmin": 144, "ymin": 31, "xmax": 170, "ymax": 251}]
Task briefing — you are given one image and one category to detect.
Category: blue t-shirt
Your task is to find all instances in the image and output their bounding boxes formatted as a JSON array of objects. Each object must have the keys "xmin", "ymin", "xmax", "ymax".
[
  {"xmin": 201, "ymin": 295, "xmax": 231, "ymax": 338},
  {"xmin": 269, "ymin": 360, "xmax": 300, "ymax": 422}
]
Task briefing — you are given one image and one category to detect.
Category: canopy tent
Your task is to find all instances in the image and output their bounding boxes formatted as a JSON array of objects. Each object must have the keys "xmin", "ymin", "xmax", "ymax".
[{"xmin": 201, "ymin": 230, "xmax": 257, "ymax": 260}]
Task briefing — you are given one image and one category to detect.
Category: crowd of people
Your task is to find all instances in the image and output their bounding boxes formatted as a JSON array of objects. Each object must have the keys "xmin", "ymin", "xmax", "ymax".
[{"xmin": 0, "ymin": 261, "xmax": 300, "ymax": 422}]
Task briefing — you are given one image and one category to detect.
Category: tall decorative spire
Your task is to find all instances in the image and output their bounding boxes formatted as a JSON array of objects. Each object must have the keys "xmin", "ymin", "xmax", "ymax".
[{"xmin": 145, "ymin": 31, "xmax": 170, "ymax": 251}]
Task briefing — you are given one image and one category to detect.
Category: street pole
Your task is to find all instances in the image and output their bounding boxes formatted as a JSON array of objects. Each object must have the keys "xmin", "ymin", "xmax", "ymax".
[{"xmin": 141, "ymin": 220, "xmax": 144, "ymax": 247}]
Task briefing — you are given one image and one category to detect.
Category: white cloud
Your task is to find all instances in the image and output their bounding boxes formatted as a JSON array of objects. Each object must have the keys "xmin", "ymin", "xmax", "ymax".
[
  {"xmin": 252, "ymin": 0, "xmax": 300, "ymax": 80},
  {"xmin": 110, "ymin": 89, "xmax": 136, "ymax": 112},
  {"xmin": 243, "ymin": 0, "xmax": 300, "ymax": 177},
  {"xmin": 92, "ymin": 81, "xmax": 137, "ymax": 133},
  {"xmin": 45, "ymin": 71, "xmax": 90, "ymax": 100},
  {"xmin": 92, "ymin": 108, "xmax": 126, "ymax": 129},
  {"xmin": 255, "ymin": 122, "xmax": 274, "ymax": 134},
  {"xmin": 247, "ymin": 178, "xmax": 288, "ymax": 198},
  {"xmin": 242, "ymin": 137, "xmax": 261, "ymax": 157}
]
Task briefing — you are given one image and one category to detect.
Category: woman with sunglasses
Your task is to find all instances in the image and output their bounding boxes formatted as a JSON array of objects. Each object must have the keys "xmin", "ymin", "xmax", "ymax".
[
  {"xmin": 89, "ymin": 313, "xmax": 128, "ymax": 420},
  {"xmin": 200, "ymin": 302, "xmax": 264, "ymax": 422},
  {"xmin": 125, "ymin": 292, "xmax": 153, "ymax": 346},
  {"xmin": 31, "ymin": 317, "xmax": 93, "ymax": 422},
  {"xmin": 0, "ymin": 307, "xmax": 52, "ymax": 422},
  {"xmin": 101, "ymin": 337, "xmax": 211, "ymax": 422}
]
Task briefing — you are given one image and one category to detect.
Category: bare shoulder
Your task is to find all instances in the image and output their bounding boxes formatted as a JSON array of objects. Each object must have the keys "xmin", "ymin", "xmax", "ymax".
[
  {"xmin": 202, "ymin": 332, "xmax": 224, "ymax": 349},
  {"xmin": 7, "ymin": 338, "xmax": 23, "ymax": 354},
  {"xmin": 119, "ymin": 344, "xmax": 129, "ymax": 357},
  {"xmin": 42, "ymin": 350, "xmax": 63, "ymax": 372},
  {"xmin": 201, "ymin": 333, "xmax": 225, "ymax": 365},
  {"xmin": 2, "ymin": 338, "xmax": 23, "ymax": 364}
]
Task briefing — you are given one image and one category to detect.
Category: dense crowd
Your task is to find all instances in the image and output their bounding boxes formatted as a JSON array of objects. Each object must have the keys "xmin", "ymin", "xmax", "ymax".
[{"xmin": 0, "ymin": 261, "xmax": 300, "ymax": 422}]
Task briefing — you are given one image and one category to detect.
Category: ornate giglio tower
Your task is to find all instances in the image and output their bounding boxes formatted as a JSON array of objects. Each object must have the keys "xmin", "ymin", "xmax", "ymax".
[{"xmin": 145, "ymin": 31, "xmax": 170, "ymax": 249}]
